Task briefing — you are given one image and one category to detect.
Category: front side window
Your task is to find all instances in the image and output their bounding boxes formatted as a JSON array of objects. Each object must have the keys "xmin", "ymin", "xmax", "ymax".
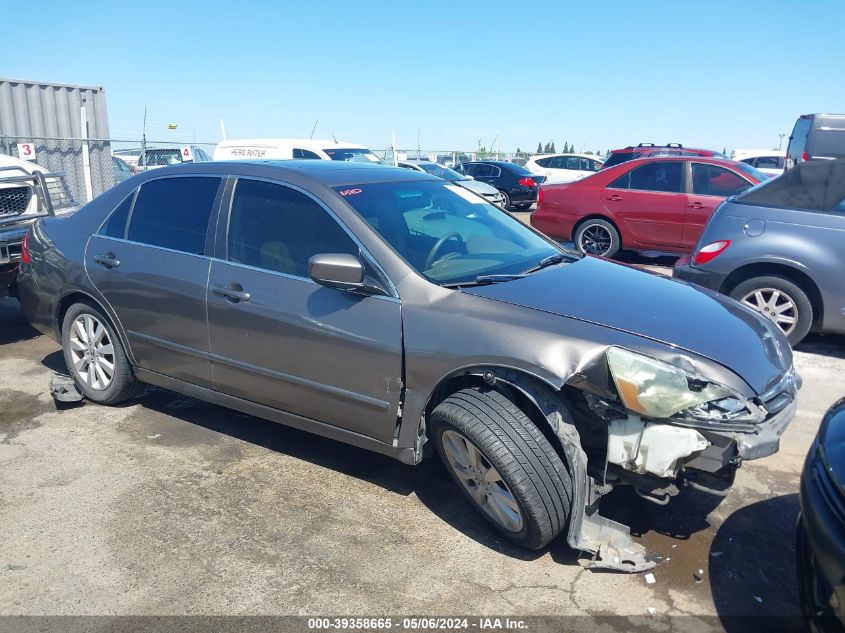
[
  {"xmin": 755, "ymin": 156, "xmax": 784, "ymax": 170},
  {"xmin": 334, "ymin": 181, "xmax": 561, "ymax": 286},
  {"xmin": 293, "ymin": 148, "xmax": 321, "ymax": 159},
  {"xmin": 628, "ymin": 161, "xmax": 683, "ymax": 193},
  {"xmin": 691, "ymin": 164, "xmax": 752, "ymax": 197},
  {"xmin": 227, "ymin": 179, "xmax": 358, "ymax": 278},
  {"xmin": 581, "ymin": 158, "xmax": 600, "ymax": 172},
  {"xmin": 143, "ymin": 150, "xmax": 183, "ymax": 166},
  {"xmin": 127, "ymin": 177, "xmax": 221, "ymax": 254}
]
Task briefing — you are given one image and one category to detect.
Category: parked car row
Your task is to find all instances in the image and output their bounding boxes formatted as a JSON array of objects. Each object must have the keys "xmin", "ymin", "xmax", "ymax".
[{"xmin": 530, "ymin": 113, "xmax": 845, "ymax": 346}]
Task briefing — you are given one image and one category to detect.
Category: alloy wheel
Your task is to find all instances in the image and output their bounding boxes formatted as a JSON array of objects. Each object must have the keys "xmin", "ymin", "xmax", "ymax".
[
  {"xmin": 440, "ymin": 429, "xmax": 524, "ymax": 533},
  {"xmin": 579, "ymin": 224, "xmax": 612, "ymax": 255},
  {"xmin": 68, "ymin": 314, "xmax": 115, "ymax": 390},
  {"xmin": 740, "ymin": 288, "xmax": 798, "ymax": 336}
]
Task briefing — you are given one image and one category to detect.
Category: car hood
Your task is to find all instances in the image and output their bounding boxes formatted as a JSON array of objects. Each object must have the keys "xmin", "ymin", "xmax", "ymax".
[
  {"xmin": 463, "ymin": 256, "xmax": 790, "ymax": 394},
  {"xmin": 454, "ymin": 178, "xmax": 499, "ymax": 196}
]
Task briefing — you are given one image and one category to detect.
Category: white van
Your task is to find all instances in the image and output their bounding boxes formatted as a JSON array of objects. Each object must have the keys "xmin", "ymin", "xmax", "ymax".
[{"xmin": 213, "ymin": 138, "xmax": 385, "ymax": 164}]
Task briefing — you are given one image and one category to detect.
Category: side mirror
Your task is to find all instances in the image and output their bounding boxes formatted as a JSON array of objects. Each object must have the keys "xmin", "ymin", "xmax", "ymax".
[{"xmin": 308, "ymin": 253, "xmax": 365, "ymax": 290}]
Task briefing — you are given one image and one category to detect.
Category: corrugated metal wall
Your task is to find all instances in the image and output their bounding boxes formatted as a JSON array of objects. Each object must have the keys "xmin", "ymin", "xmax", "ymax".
[{"xmin": 0, "ymin": 78, "xmax": 112, "ymax": 201}]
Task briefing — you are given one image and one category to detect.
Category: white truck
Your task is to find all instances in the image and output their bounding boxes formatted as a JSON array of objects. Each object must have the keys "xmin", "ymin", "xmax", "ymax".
[
  {"xmin": 213, "ymin": 138, "xmax": 385, "ymax": 163},
  {"xmin": 0, "ymin": 153, "xmax": 77, "ymax": 298}
]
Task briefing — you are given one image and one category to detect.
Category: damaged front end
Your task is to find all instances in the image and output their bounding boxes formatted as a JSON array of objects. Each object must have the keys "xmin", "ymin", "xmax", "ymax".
[{"xmin": 506, "ymin": 345, "xmax": 799, "ymax": 573}]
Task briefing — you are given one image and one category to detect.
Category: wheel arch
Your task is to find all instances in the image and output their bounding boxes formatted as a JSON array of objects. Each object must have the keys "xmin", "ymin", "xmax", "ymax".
[
  {"xmin": 721, "ymin": 262, "xmax": 824, "ymax": 327},
  {"xmin": 421, "ymin": 365, "xmax": 575, "ymax": 470},
  {"xmin": 571, "ymin": 214, "xmax": 622, "ymax": 246},
  {"xmin": 55, "ymin": 290, "xmax": 137, "ymax": 365}
]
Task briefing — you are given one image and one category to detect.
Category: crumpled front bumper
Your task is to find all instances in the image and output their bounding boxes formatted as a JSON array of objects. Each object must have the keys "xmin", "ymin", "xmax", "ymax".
[{"xmin": 734, "ymin": 397, "xmax": 798, "ymax": 460}]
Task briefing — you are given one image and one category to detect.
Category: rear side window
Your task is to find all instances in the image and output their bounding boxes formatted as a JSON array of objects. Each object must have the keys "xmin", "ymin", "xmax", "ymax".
[
  {"xmin": 787, "ymin": 117, "xmax": 812, "ymax": 161},
  {"xmin": 473, "ymin": 164, "xmax": 495, "ymax": 178},
  {"xmin": 99, "ymin": 192, "xmax": 134, "ymax": 238},
  {"xmin": 602, "ymin": 152, "xmax": 635, "ymax": 168},
  {"xmin": 691, "ymin": 164, "xmax": 752, "ymax": 197},
  {"xmin": 127, "ymin": 177, "xmax": 221, "ymax": 254},
  {"xmin": 227, "ymin": 179, "xmax": 358, "ymax": 278},
  {"xmin": 535, "ymin": 157, "xmax": 552, "ymax": 168},
  {"xmin": 628, "ymin": 162, "xmax": 683, "ymax": 193}
]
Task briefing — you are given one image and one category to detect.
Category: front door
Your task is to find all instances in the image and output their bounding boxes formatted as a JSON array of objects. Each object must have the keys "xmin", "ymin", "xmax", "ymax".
[
  {"xmin": 85, "ymin": 176, "xmax": 222, "ymax": 387},
  {"xmin": 684, "ymin": 163, "xmax": 754, "ymax": 248},
  {"xmin": 206, "ymin": 178, "xmax": 403, "ymax": 444}
]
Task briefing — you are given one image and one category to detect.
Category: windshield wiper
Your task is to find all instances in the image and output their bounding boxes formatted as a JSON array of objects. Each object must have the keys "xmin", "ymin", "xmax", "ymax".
[
  {"xmin": 442, "ymin": 274, "xmax": 527, "ymax": 288},
  {"xmin": 521, "ymin": 253, "xmax": 568, "ymax": 274}
]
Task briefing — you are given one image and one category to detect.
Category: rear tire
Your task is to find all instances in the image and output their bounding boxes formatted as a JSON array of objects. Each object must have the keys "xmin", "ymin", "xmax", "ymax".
[
  {"xmin": 729, "ymin": 275, "xmax": 813, "ymax": 346},
  {"xmin": 430, "ymin": 387, "xmax": 572, "ymax": 550},
  {"xmin": 573, "ymin": 218, "xmax": 620, "ymax": 258},
  {"xmin": 61, "ymin": 302, "xmax": 140, "ymax": 404}
]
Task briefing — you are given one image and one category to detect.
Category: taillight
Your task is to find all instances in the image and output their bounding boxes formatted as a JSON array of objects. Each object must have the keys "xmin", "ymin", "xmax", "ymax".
[
  {"xmin": 518, "ymin": 177, "xmax": 536, "ymax": 187},
  {"xmin": 802, "ymin": 151, "xmax": 809, "ymax": 161},
  {"xmin": 537, "ymin": 186, "xmax": 545, "ymax": 206},
  {"xmin": 693, "ymin": 240, "xmax": 730, "ymax": 265},
  {"xmin": 21, "ymin": 231, "xmax": 31, "ymax": 264}
]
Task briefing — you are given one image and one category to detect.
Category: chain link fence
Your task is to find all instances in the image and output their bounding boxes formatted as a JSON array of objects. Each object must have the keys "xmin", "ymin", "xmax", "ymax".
[{"xmin": 0, "ymin": 136, "xmax": 216, "ymax": 204}]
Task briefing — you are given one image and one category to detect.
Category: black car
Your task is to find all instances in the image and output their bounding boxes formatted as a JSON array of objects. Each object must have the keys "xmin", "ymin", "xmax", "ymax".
[
  {"xmin": 799, "ymin": 397, "xmax": 845, "ymax": 631},
  {"xmin": 455, "ymin": 161, "xmax": 545, "ymax": 210}
]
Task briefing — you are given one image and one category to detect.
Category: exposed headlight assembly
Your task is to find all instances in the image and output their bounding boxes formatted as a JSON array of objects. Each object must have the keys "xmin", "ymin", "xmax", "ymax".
[{"xmin": 606, "ymin": 347, "xmax": 764, "ymax": 426}]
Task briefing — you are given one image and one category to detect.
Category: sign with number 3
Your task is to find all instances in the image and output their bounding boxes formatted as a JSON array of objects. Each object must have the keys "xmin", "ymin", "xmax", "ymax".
[{"xmin": 17, "ymin": 143, "xmax": 36, "ymax": 161}]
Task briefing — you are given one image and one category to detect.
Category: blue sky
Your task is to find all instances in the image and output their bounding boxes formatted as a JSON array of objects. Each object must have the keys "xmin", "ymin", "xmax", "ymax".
[{"xmin": 1, "ymin": 0, "xmax": 842, "ymax": 153}]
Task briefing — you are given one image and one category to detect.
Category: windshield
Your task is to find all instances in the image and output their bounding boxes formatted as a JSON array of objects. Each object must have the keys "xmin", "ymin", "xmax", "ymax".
[
  {"xmin": 735, "ymin": 162, "xmax": 768, "ymax": 182},
  {"xmin": 334, "ymin": 181, "xmax": 562, "ymax": 286},
  {"xmin": 417, "ymin": 163, "xmax": 466, "ymax": 181},
  {"xmin": 323, "ymin": 148, "xmax": 384, "ymax": 164}
]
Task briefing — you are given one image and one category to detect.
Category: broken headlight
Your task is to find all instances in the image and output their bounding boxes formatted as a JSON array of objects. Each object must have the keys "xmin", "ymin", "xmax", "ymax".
[{"xmin": 606, "ymin": 347, "xmax": 763, "ymax": 424}]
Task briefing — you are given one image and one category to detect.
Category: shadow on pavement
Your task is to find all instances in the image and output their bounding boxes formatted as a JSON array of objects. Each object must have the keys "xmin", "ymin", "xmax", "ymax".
[
  {"xmin": 709, "ymin": 493, "xmax": 804, "ymax": 631},
  {"xmin": 89, "ymin": 382, "xmax": 552, "ymax": 562},
  {"xmin": 0, "ymin": 297, "xmax": 39, "ymax": 346},
  {"xmin": 796, "ymin": 332, "xmax": 845, "ymax": 360}
]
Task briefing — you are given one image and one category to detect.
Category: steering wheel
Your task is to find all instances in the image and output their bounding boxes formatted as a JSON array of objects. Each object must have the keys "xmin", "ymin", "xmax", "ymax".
[{"xmin": 424, "ymin": 232, "xmax": 464, "ymax": 270}]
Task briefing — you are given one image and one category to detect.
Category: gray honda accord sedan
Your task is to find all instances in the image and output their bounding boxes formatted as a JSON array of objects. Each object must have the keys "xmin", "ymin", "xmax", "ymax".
[{"xmin": 17, "ymin": 160, "xmax": 799, "ymax": 572}]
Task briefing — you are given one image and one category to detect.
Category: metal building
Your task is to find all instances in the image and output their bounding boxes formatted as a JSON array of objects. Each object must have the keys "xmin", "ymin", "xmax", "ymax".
[{"xmin": 0, "ymin": 78, "xmax": 112, "ymax": 202}]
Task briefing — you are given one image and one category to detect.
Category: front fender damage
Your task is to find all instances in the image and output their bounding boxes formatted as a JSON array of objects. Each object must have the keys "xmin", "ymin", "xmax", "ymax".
[{"xmin": 494, "ymin": 369, "xmax": 661, "ymax": 573}]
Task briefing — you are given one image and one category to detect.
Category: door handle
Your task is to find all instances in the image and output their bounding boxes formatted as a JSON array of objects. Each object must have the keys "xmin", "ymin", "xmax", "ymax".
[
  {"xmin": 93, "ymin": 253, "xmax": 120, "ymax": 268},
  {"xmin": 688, "ymin": 202, "xmax": 705, "ymax": 209},
  {"xmin": 212, "ymin": 283, "xmax": 251, "ymax": 303},
  {"xmin": 606, "ymin": 194, "xmax": 622, "ymax": 201}
]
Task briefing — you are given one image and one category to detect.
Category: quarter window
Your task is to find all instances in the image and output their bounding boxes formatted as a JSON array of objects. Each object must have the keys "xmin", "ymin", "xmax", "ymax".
[
  {"xmin": 608, "ymin": 172, "xmax": 630, "ymax": 189},
  {"xmin": 99, "ymin": 191, "xmax": 134, "ymax": 238},
  {"xmin": 227, "ymin": 179, "xmax": 358, "ymax": 278},
  {"xmin": 628, "ymin": 162, "xmax": 683, "ymax": 193},
  {"xmin": 691, "ymin": 164, "xmax": 751, "ymax": 197},
  {"xmin": 126, "ymin": 177, "xmax": 221, "ymax": 254}
]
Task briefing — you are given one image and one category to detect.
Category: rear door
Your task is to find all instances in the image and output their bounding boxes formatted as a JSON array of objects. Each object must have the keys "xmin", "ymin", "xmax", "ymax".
[
  {"xmin": 603, "ymin": 161, "xmax": 685, "ymax": 248},
  {"xmin": 206, "ymin": 178, "xmax": 403, "ymax": 443},
  {"xmin": 684, "ymin": 163, "xmax": 754, "ymax": 248},
  {"xmin": 85, "ymin": 175, "xmax": 223, "ymax": 387}
]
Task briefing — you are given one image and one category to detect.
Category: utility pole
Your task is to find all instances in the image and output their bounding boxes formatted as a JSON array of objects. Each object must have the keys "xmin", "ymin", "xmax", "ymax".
[{"xmin": 141, "ymin": 106, "xmax": 147, "ymax": 168}]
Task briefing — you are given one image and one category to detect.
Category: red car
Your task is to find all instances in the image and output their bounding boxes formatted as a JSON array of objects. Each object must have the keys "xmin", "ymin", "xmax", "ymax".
[
  {"xmin": 531, "ymin": 156, "xmax": 765, "ymax": 258},
  {"xmin": 601, "ymin": 143, "xmax": 727, "ymax": 169}
]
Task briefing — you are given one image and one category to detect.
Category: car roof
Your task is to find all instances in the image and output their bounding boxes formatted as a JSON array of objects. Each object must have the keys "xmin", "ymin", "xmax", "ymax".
[
  {"xmin": 141, "ymin": 159, "xmax": 439, "ymax": 187},
  {"xmin": 529, "ymin": 153, "xmax": 604, "ymax": 161},
  {"xmin": 606, "ymin": 155, "xmax": 753, "ymax": 171}
]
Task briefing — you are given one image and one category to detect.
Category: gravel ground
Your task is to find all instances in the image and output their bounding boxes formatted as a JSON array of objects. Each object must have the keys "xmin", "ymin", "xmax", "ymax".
[{"xmin": 1, "ymin": 281, "xmax": 842, "ymax": 628}]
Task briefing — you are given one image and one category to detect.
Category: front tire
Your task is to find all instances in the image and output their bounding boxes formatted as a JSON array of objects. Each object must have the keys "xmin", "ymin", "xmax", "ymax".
[
  {"xmin": 729, "ymin": 275, "xmax": 813, "ymax": 346},
  {"xmin": 573, "ymin": 218, "xmax": 620, "ymax": 258},
  {"xmin": 430, "ymin": 387, "xmax": 572, "ymax": 550},
  {"xmin": 61, "ymin": 302, "xmax": 140, "ymax": 404},
  {"xmin": 498, "ymin": 190, "xmax": 511, "ymax": 210}
]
